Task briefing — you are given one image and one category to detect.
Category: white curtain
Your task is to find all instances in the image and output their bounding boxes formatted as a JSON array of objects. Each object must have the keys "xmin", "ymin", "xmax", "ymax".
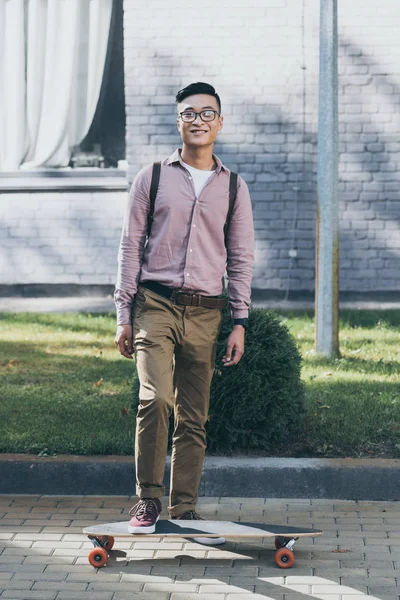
[
  {"xmin": 0, "ymin": 0, "xmax": 113, "ymax": 171},
  {"xmin": 0, "ymin": 0, "xmax": 26, "ymax": 170}
]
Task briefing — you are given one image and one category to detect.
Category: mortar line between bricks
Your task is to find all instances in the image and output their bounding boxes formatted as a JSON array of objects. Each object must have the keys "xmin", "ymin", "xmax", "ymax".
[{"xmin": 55, "ymin": 504, "xmax": 79, "ymax": 515}]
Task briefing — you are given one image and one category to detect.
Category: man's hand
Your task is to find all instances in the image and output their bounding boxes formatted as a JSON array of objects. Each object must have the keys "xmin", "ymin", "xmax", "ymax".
[
  {"xmin": 222, "ymin": 325, "xmax": 245, "ymax": 367},
  {"xmin": 114, "ymin": 324, "xmax": 134, "ymax": 359}
]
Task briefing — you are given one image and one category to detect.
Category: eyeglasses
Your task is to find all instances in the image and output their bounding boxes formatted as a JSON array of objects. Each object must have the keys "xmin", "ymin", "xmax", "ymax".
[{"xmin": 179, "ymin": 109, "xmax": 220, "ymax": 123}]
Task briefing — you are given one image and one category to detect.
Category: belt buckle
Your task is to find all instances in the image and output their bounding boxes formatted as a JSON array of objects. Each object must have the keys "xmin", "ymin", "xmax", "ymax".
[
  {"xmin": 171, "ymin": 289, "xmax": 187, "ymax": 305},
  {"xmin": 173, "ymin": 292, "xmax": 201, "ymax": 306},
  {"xmin": 187, "ymin": 293, "xmax": 200, "ymax": 307}
]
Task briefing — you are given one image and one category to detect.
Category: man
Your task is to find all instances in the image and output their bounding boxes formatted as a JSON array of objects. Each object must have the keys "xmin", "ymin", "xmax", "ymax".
[{"xmin": 114, "ymin": 82, "xmax": 254, "ymax": 540}]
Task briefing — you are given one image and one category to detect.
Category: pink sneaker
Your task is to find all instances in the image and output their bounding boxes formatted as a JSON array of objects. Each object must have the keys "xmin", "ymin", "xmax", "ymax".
[{"xmin": 128, "ymin": 498, "xmax": 161, "ymax": 534}]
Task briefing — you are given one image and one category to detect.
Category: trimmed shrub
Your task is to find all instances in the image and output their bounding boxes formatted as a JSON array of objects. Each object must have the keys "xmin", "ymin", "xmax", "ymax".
[
  {"xmin": 207, "ymin": 305, "xmax": 305, "ymax": 453},
  {"xmin": 132, "ymin": 305, "xmax": 305, "ymax": 454}
]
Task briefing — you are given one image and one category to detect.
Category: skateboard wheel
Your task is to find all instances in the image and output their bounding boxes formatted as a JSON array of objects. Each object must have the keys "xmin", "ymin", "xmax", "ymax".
[
  {"xmin": 88, "ymin": 548, "xmax": 108, "ymax": 568},
  {"xmin": 275, "ymin": 536, "xmax": 286, "ymax": 550},
  {"xmin": 101, "ymin": 536, "xmax": 115, "ymax": 551},
  {"xmin": 275, "ymin": 547, "xmax": 295, "ymax": 569}
]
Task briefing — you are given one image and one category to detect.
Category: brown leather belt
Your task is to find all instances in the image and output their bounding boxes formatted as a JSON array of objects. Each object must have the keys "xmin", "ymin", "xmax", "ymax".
[{"xmin": 140, "ymin": 281, "xmax": 227, "ymax": 309}]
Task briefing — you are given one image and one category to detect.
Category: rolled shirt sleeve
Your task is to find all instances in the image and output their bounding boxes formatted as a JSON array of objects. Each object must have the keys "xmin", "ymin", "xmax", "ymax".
[
  {"xmin": 113, "ymin": 166, "xmax": 152, "ymax": 326},
  {"xmin": 226, "ymin": 175, "xmax": 255, "ymax": 320}
]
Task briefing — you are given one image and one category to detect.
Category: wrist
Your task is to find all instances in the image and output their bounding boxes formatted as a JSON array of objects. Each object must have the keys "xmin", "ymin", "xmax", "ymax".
[{"xmin": 233, "ymin": 318, "xmax": 248, "ymax": 330}]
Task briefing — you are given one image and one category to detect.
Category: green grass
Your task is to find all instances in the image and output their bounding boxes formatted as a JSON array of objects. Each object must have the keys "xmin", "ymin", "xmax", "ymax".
[
  {"xmin": 0, "ymin": 310, "xmax": 399, "ymax": 457},
  {"xmin": 280, "ymin": 310, "xmax": 400, "ymax": 457},
  {"xmin": 0, "ymin": 312, "xmax": 135, "ymax": 455}
]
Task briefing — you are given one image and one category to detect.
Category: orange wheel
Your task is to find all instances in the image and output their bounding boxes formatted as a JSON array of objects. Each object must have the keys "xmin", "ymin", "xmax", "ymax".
[
  {"xmin": 275, "ymin": 547, "xmax": 295, "ymax": 569},
  {"xmin": 101, "ymin": 536, "xmax": 115, "ymax": 551},
  {"xmin": 88, "ymin": 548, "xmax": 108, "ymax": 568}
]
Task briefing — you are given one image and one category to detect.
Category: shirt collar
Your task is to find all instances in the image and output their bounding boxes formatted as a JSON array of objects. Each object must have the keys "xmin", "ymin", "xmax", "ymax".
[{"xmin": 166, "ymin": 148, "xmax": 227, "ymax": 174}]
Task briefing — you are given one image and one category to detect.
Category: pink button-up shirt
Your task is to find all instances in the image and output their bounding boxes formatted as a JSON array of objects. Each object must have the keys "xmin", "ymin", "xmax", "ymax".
[{"xmin": 114, "ymin": 149, "xmax": 254, "ymax": 325}]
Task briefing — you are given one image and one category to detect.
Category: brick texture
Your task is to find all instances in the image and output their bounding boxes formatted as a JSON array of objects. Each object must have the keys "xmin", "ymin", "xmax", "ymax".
[
  {"xmin": 0, "ymin": 495, "xmax": 399, "ymax": 600},
  {"xmin": 0, "ymin": 191, "xmax": 125, "ymax": 285},
  {"xmin": 123, "ymin": 0, "xmax": 400, "ymax": 295},
  {"xmin": 1, "ymin": 0, "xmax": 399, "ymax": 295}
]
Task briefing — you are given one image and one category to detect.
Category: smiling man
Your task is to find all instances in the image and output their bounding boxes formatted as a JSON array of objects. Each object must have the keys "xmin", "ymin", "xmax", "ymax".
[{"xmin": 114, "ymin": 82, "xmax": 254, "ymax": 541}]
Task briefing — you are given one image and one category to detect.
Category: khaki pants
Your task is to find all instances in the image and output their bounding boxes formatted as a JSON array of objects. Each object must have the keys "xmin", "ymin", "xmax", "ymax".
[{"xmin": 132, "ymin": 285, "xmax": 222, "ymax": 517}]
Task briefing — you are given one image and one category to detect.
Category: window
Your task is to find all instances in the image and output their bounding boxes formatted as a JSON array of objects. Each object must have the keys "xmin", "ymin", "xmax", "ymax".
[
  {"xmin": 73, "ymin": 0, "xmax": 126, "ymax": 170},
  {"xmin": 0, "ymin": 0, "xmax": 125, "ymax": 175}
]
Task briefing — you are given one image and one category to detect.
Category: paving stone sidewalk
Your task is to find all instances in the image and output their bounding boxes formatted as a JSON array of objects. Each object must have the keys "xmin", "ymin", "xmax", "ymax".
[{"xmin": 0, "ymin": 495, "xmax": 399, "ymax": 600}]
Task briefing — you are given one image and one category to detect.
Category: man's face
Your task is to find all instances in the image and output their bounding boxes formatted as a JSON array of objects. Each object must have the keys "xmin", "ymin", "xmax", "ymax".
[{"xmin": 177, "ymin": 94, "xmax": 223, "ymax": 149}]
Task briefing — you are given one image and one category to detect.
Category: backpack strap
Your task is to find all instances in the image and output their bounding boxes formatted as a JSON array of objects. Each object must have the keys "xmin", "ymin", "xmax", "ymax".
[
  {"xmin": 147, "ymin": 163, "xmax": 238, "ymax": 243},
  {"xmin": 224, "ymin": 171, "xmax": 238, "ymax": 243},
  {"xmin": 147, "ymin": 162, "xmax": 161, "ymax": 238}
]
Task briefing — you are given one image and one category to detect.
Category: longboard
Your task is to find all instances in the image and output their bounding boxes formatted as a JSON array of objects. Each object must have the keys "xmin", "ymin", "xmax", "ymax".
[{"xmin": 83, "ymin": 520, "xmax": 323, "ymax": 569}]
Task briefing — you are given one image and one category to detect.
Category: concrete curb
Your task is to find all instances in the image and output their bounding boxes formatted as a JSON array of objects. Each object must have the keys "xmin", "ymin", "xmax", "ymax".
[{"xmin": 0, "ymin": 454, "xmax": 399, "ymax": 500}]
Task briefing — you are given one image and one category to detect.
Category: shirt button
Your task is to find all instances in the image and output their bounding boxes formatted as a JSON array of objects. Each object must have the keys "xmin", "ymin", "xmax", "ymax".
[
  {"xmin": 193, "ymin": 224, "xmax": 196, "ymax": 228},
  {"xmin": 186, "ymin": 273, "xmax": 190, "ymax": 276},
  {"xmin": 190, "ymin": 249, "xmax": 193, "ymax": 252}
]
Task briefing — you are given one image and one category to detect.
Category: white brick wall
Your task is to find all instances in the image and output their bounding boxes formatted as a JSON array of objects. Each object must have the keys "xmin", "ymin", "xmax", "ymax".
[
  {"xmin": 2, "ymin": 1, "xmax": 399, "ymax": 296},
  {"xmin": 0, "ymin": 191, "xmax": 126, "ymax": 286},
  {"xmin": 123, "ymin": 0, "xmax": 400, "ymax": 295}
]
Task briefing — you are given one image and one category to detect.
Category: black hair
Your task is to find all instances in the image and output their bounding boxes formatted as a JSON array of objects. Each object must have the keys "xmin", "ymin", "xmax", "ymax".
[{"xmin": 175, "ymin": 82, "xmax": 221, "ymax": 113}]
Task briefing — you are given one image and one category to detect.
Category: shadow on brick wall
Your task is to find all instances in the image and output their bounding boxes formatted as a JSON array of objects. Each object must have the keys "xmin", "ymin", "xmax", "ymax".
[
  {"xmin": 124, "ymin": 40, "xmax": 400, "ymax": 298},
  {"xmin": 337, "ymin": 38, "xmax": 400, "ymax": 293}
]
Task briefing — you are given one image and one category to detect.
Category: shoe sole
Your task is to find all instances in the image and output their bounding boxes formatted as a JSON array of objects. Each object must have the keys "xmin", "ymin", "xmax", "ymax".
[
  {"xmin": 169, "ymin": 518, "xmax": 225, "ymax": 546},
  {"xmin": 192, "ymin": 536, "xmax": 226, "ymax": 546},
  {"xmin": 128, "ymin": 515, "xmax": 160, "ymax": 534}
]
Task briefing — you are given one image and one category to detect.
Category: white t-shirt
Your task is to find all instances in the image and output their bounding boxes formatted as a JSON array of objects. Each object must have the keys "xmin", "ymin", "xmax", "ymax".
[{"xmin": 182, "ymin": 161, "xmax": 215, "ymax": 198}]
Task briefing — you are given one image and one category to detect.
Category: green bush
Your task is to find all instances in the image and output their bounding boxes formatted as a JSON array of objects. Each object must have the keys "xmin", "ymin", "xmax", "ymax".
[
  {"xmin": 207, "ymin": 306, "xmax": 305, "ymax": 453},
  {"xmin": 132, "ymin": 305, "xmax": 305, "ymax": 454}
]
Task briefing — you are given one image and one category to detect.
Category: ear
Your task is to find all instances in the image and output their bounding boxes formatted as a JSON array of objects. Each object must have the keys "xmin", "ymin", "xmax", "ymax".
[{"xmin": 218, "ymin": 116, "xmax": 224, "ymax": 132}]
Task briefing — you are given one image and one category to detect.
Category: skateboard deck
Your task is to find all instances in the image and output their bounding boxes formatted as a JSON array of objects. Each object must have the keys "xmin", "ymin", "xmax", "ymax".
[{"xmin": 83, "ymin": 520, "xmax": 322, "ymax": 569}]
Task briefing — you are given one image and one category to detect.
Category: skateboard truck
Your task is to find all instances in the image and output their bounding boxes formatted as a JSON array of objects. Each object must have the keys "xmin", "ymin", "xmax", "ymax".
[
  {"xmin": 276, "ymin": 536, "xmax": 297, "ymax": 550},
  {"xmin": 87, "ymin": 535, "xmax": 115, "ymax": 568}
]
